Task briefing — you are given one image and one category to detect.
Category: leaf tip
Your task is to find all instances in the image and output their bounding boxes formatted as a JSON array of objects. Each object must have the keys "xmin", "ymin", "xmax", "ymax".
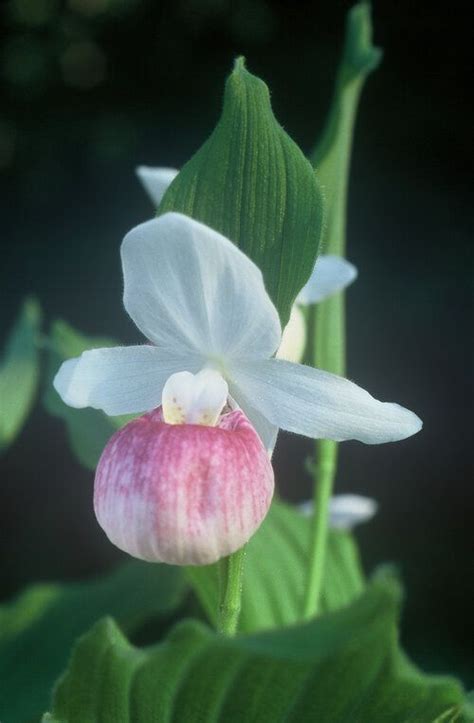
[{"xmin": 344, "ymin": 2, "xmax": 383, "ymax": 78}]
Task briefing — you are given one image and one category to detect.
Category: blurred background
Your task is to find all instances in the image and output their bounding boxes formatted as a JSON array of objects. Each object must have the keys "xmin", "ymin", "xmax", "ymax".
[{"xmin": 1, "ymin": 0, "xmax": 472, "ymax": 685}]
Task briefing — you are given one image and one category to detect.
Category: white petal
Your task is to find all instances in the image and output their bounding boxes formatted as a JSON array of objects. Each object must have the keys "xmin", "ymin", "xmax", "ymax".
[
  {"xmin": 121, "ymin": 212, "xmax": 282, "ymax": 359},
  {"xmin": 53, "ymin": 345, "xmax": 202, "ymax": 416},
  {"xmin": 228, "ymin": 358, "xmax": 422, "ymax": 444},
  {"xmin": 135, "ymin": 166, "xmax": 178, "ymax": 206},
  {"xmin": 296, "ymin": 255, "xmax": 358, "ymax": 305},
  {"xmin": 328, "ymin": 494, "xmax": 378, "ymax": 529},
  {"xmin": 228, "ymin": 384, "xmax": 279, "ymax": 454},
  {"xmin": 298, "ymin": 495, "xmax": 378, "ymax": 530},
  {"xmin": 276, "ymin": 305, "xmax": 307, "ymax": 363},
  {"xmin": 162, "ymin": 369, "xmax": 228, "ymax": 426}
]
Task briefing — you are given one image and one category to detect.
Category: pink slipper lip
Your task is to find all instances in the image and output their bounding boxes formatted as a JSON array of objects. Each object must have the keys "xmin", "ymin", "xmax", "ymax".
[{"xmin": 94, "ymin": 407, "xmax": 274, "ymax": 565}]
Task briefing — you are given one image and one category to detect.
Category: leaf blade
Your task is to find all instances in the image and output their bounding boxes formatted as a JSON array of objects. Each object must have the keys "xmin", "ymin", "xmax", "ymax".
[
  {"xmin": 0, "ymin": 297, "xmax": 42, "ymax": 452},
  {"xmin": 159, "ymin": 59, "xmax": 324, "ymax": 327},
  {"xmin": 46, "ymin": 576, "xmax": 469, "ymax": 722}
]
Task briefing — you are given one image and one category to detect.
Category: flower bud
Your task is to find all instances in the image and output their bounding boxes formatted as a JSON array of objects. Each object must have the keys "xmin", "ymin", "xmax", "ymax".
[
  {"xmin": 94, "ymin": 407, "xmax": 274, "ymax": 565},
  {"xmin": 276, "ymin": 305, "xmax": 306, "ymax": 363}
]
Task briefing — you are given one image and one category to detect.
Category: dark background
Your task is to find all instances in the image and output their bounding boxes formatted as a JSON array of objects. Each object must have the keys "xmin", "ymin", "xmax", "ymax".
[{"xmin": 1, "ymin": 0, "xmax": 472, "ymax": 685}]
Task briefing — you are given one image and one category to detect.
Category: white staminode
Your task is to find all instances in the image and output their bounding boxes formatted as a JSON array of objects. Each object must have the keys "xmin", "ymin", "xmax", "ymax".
[
  {"xmin": 299, "ymin": 494, "xmax": 378, "ymax": 530},
  {"xmin": 54, "ymin": 212, "xmax": 422, "ymax": 452},
  {"xmin": 162, "ymin": 369, "xmax": 228, "ymax": 426}
]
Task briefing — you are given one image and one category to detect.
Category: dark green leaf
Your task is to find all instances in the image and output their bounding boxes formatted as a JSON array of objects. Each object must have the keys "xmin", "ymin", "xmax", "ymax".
[
  {"xmin": 43, "ymin": 320, "xmax": 135, "ymax": 469},
  {"xmin": 186, "ymin": 499, "xmax": 365, "ymax": 632},
  {"xmin": 159, "ymin": 58, "xmax": 324, "ymax": 327},
  {"xmin": 0, "ymin": 561, "xmax": 185, "ymax": 723},
  {"xmin": 45, "ymin": 575, "xmax": 469, "ymax": 722},
  {"xmin": 0, "ymin": 297, "xmax": 41, "ymax": 452}
]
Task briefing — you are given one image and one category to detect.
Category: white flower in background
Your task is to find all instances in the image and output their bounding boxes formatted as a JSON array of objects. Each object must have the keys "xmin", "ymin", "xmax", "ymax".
[
  {"xmin": 136, "ymin": 165, "xmax": 358, "ymax": 364},
  {"xmin": 54, "ymin": 211, "xmax": 422, "ymax": 453},
  {"xmin": 299, "ymin": 494, "xmax": 378, "ymax": 530}
]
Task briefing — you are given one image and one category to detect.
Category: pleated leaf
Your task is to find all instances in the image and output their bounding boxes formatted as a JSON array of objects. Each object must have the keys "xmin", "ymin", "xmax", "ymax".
[
  {"xmin": 159, "ymin": 58, "xmax": 324, "ymax": 327},
  {"xmin": 0, "ymin": 297, "xmax": 41, "ymax": 452},
  {"xmin": 186, "ymin": 499, "xmax": 365, "ymax": 632},
  {"xmin": 0, "ymin": 561, "xmax": 185, "ymax": 723},
  {"xmin": 45, "ymin": 575, "xmax": 470, "ymax": 722}
]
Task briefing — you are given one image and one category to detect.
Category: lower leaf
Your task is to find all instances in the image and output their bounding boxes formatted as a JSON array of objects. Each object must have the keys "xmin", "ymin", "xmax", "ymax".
[
  {"xmin": 0, "ymin": 561, "xmax": 185, "ymax": 723},
  {"xmin": 186, "ymin": 499, "xmax": 365, "ymax": 632},
  {"xmin": 45, "ymin": 574, "xmax": 469, "ymax": 722}
]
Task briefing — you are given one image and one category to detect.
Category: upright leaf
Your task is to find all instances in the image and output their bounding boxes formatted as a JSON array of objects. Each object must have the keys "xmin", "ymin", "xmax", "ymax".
[
  {"xmin": 0, "ymin": 561, "xmax": 186, "ymax": 723},
  {"xmin": 186, "ymin": 500, "xmax": 365, "ymax": 632},
  {"xmin": 0, "ymin": 297, "xmax": 41, "ymax": 452},
  {"xmin": 45, "ymin": 575, "xmax": 470, "ymax": 722},
  {"xmin": 159, "ymin": 58, "xmax": 324, "ymax": 327}
]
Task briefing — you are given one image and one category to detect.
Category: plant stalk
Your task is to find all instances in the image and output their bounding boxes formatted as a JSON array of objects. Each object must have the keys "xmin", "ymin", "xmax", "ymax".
[
  {"xmin": 217, "ymin": 546, "xmax": 246, "ymax": 635},
  {"xmin": 302, "ymin": 3, "xmax": 381, "ymax": 619}
]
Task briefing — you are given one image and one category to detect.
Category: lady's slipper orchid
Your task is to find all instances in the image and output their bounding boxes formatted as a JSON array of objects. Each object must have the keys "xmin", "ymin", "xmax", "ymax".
[
  {"xmin": 136, "ymin": 165, "xmax": 357, "ymax": 364},
  {"xmin": 94, "ymin": 369, "xmax": 274, "ymax": 565},
  {"xmin": 299, "ymin": 494, "xmax": 378, "ymax": 530},
  {"xmin": 54, "ymin": 211, "xmax": 422, "ymax": 453}
]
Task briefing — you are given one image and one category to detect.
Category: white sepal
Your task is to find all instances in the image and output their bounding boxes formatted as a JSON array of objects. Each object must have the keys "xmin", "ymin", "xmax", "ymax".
[
  {"xmin": 135, "ymin": 166, "xmax": 178, "ymax": 206},
  {"xmin": 121, "ymin": 213, "xmax": 282, "ymax": 358}
]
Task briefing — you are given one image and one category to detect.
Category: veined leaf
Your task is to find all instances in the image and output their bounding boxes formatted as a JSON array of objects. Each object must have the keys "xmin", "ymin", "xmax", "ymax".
[
  {"xmin": 0, "ymin": 297, "xmax": 42, "ymax": 452},
  {"xmin": 45, "ymin": 575, "xmax": 470, "ymax": 722},
  {"xmin": 159, "ymin": 58, "xmax": 324, "ymax": 328},
  {"xmin": 43, "ymin": 320, "xmax": 135, "ymax": 469},
  {"xmin": 0, "ymin": 561, "xmax": 185, "ymax": 723},
  {"xmin": 186, "ymin": 499, "xmax": 365, "ymax": 632}
]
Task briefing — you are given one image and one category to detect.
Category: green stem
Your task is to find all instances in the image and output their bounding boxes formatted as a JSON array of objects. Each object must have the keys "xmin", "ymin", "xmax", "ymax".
[
  {"xmin": 304, "ymin": 440, "xmax": 338, "ymax": 618},
  {"xmin": 302, "ymin": 3, "xmax": 381, "ymax": 620},
  {"xmin": 217, "ymin": 546, "xmax": 246, "ymax": 635}
]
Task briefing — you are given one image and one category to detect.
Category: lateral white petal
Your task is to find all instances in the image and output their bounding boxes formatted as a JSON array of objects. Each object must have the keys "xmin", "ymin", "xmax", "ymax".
[
  {"xmin": 135, "ymin": 166, "xmax": 178, "ymax": 206},
  {"xmin": 121, "ymin": 212, "xmax": 282, "ymax": 358},
  {"xmin": 53, "ymin": 345, "xmax": 202, "ymax": 416},
  {"xmin": 229, "ymin": 358, "xmax": 422, "ymax": 444},
  {"xmin": 296, "ymin": 255, "xmax": 358, "ymax": 305},
  {"xmin": 229, "ymin": 384, "xmax": 279, "ymax": 454}
]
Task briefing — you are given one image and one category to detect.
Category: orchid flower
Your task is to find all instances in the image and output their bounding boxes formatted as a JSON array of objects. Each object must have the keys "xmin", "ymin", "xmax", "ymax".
[
  {"xmin": 136, "ymin": 165, "xmax": 357, "ymax": 363},
  {"xmin": 54, "ymin": 211, "xmax": 421, "ymax": 454},
  {"xmin": 53, "ymin": 211, "xmax": 421, "ymax": 564},
  {"xmin": 299, "ymin": 494, "xmax": 378, "ymax": 530}
]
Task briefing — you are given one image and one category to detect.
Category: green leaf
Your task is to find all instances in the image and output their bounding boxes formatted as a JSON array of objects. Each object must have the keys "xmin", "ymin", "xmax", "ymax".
[
  {"xmin": 45, "ymin": 575, "xmax": 469, "ymax": 722},
  {"xmin": 43, "ymin": 320, "xmax": 135, "ymax": 469},
  {"xmin": 311, "ymin": 2, "xmax": 382, "ymax": 261},
  {"xmin": 0, "ymin": 561, "xmax": 186, "ymax": 723},
  {"xmin": 0, "ymin": 297, "xmax": 42, "ymax": 452},
  {"xmin": 159, "ymin": 58, "xmax": 324, "ymax": 327},
  {"xmin": 186, "ymin": 500, "xmax": 365, "ymax": 632}
]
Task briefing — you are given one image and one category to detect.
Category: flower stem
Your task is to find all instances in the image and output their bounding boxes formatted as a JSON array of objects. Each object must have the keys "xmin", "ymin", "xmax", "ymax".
[
  {"xmin": 303, "ymin": 440, "xmax": 338, "ymax": 618},
  {"xmin": 217, "ymin": 546, "xmax": 246, "ymax": 635},
  {"xmin": 302, "ymin": 3, "xmax": 381, "ymax": 619}
]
